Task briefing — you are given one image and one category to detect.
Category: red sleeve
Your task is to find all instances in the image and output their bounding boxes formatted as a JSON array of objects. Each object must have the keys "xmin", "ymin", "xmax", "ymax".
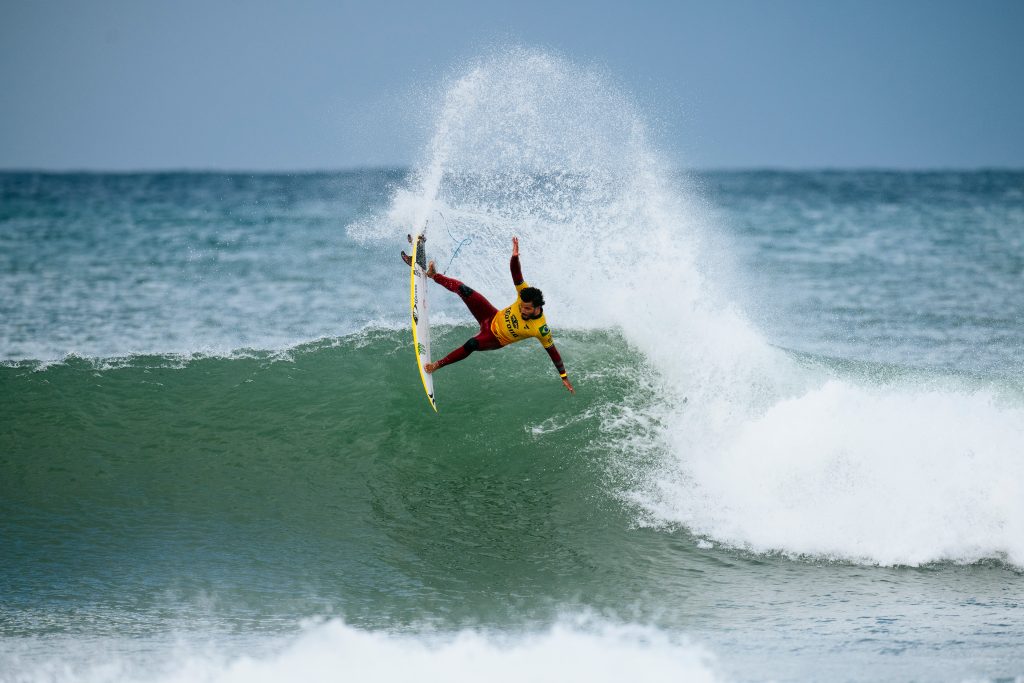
[
  {"xmin": 510, "ymin": 255, "xmax": 524, "ymax": 285},
  {"xmin": 545, "ymin": 344, "xmax": 566, "ymax": 376}
]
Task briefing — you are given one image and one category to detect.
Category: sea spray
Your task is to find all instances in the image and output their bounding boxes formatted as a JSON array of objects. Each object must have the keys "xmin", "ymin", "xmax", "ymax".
[{"xmin": 351, "ymin": 48, "xmax": 1024, "ymax": 568}]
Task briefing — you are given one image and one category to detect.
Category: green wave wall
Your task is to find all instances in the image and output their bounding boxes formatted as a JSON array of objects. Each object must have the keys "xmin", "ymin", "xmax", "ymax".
[{"xmin": 1, "ymin": 329, "xmax": 689, "ymax": 634}]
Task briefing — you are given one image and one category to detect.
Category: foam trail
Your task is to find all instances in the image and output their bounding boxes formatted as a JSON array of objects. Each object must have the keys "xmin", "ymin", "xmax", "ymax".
[
  {"xmin": 351, "ymin": 47, "xmax": 1024, "ymax": 568},
  {"xmin": 2, "ymin": 620, "xmax": 722, "ymax": 683}
]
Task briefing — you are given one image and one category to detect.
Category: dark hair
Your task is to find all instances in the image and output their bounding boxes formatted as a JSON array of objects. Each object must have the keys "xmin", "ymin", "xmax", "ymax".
[{"xmin": 520, "ymin": 286, "xmax": 545, "ymax": 307}]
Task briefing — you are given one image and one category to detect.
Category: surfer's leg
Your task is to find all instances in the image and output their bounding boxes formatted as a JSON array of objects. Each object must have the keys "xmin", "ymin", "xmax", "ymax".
[
  {"xmin": 429, "ymin": 331, "xmax": 500, "ymax": 372},
  {"xmin": 432, "ymin": 272, "xmax": 465, "ymax": 293},
  {"xmin": 432, "ymin": 274, "xmax": 498, "ymax": 325},
  {"xmin": 461, "ymin": 288, "xmax": 499, "ymax": 326},
  {"xmin": 431, "ymin": 338, "xmax": 478, "ymax": 371}
]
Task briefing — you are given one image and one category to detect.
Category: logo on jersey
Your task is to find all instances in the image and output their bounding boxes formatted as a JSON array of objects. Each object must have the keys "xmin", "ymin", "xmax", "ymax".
[
  {"xmin": 503, "ymin": 308, "xmax": 520, "ymax": 338},
  {"xmin": 540, "ymin": 324, "xmax": 549, "ymax": 336}
]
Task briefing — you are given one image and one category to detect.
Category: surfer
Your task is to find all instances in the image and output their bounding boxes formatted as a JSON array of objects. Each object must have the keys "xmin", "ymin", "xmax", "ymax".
[{"xmin": 403, "ymin": 237, "xmax": 574, "ymax": 393}]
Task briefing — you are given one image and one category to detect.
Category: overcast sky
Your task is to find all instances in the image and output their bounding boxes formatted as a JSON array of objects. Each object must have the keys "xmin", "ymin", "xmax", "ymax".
[{"xmin": 2, "ymin": 0, "xmax": 1022, "ymax": 170}]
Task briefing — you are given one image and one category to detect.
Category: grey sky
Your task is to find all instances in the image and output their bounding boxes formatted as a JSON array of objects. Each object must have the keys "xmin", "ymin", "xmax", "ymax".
[{"xmin": 2, "ymin": 0, "xmax": 1022, "ymax": 170}]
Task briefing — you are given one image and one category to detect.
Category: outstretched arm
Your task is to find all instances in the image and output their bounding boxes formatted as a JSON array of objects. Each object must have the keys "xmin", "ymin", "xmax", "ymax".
[
  {"xmin": 510, "ymin": 236, "xmax": 524, "ymax": 285},
  {"xmin": 545, "ymin": 344, "xmax": 574, "ymax": 394}
]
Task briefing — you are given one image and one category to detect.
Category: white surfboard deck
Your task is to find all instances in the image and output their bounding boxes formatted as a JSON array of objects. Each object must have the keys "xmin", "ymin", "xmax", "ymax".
[{"xmin": 409, "ymin": 231, "xmax": 437, "ymax": 412}]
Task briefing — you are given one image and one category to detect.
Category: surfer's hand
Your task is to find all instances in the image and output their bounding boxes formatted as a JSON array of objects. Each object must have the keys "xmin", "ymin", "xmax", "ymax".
[
  {"xmin": 512, "ymin": 236, "xmax": 519, "ymax": 257},
  {"xmin": 424, "ymin": 362, "xmax": 438, "ymax": 374},
  {"xmin": 562, "ymin": 377, "xmax": 575, "ymax": 394},
  {"xmin": 426, "ymin": 260, "xmax": 437, "ymax": 278}
]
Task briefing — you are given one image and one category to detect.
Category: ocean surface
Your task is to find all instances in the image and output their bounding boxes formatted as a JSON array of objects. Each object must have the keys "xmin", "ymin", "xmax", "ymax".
[{"xmin": 2, "ymin": 52, "xmax": 1023, "ymax": 682}]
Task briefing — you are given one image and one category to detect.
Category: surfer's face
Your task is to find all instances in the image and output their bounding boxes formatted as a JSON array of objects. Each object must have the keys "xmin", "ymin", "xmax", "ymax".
[{"xmin": 520, "ymin": 301, "xmax": 542, "ymax": 320}]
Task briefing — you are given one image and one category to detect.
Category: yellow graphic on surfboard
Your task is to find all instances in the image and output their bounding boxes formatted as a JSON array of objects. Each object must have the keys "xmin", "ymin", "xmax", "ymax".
[{"xmin": 409, "ymin": 230, "xmax": 437, "ymax": 412}]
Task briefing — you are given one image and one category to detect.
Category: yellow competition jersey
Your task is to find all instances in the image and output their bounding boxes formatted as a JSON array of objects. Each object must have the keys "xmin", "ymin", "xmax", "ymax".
[{"xmin": 490, "ymin": 280, "xmax": 554, "ymax": 348}]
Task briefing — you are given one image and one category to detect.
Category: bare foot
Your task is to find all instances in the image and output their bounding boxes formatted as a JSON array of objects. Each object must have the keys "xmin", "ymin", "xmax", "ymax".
[
  {"xmin": 426, "ymin": 260, "xmax": 437, "ymax": 279},
  {"xmin": 424, "ymin": 361, "xmax": 438, "ymax": 373}
]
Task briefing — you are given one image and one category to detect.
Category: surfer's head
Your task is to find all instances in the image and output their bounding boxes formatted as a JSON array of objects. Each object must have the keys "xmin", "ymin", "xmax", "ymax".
[{"xmin": 519, "ymin": 287, "xmax": 545, "ymax": 319}]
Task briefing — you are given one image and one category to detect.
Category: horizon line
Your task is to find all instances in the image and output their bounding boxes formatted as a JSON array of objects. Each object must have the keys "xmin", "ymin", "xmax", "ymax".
[{"xmin": 2, "ymin": 165, "xmax": 1023, "ymax": 175}]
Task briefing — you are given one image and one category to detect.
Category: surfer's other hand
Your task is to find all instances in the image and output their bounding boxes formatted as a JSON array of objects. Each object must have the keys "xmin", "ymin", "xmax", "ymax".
[
  {"xmin": 562, "ymin": 377, "xmax": 575, "ymax": 394},
  {"xmin": 512, "ymin": 236, "xmax": 519, "ymax": 257},
  {"xmin": 426, "ymin": 260, "xmax": 437, "ymax": 278},
  {"xmin": 424, "ymin": 362, "xmax": 438, "ymax": 374}
]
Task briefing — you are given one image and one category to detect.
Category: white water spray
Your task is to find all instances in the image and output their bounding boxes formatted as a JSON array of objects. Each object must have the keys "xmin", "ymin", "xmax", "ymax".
[{"xmin": 352, "ymin": 48, "xmax": 1024, "ymax": 567}]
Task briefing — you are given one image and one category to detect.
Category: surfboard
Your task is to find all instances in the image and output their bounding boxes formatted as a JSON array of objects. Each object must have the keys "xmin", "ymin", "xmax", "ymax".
[{"xmin": 409, "ymin": 231, "xmax": 437, "ymax": 412}]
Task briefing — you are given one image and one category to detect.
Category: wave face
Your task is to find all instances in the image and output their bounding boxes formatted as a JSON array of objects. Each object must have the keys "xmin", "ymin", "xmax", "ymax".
[
  {"xmin": 350, "ymin": 49, "xmax": 1024, "ymax": 568},
  {"xmin": 1, "ymin": 331, "xmax": 672, "ymax": 633}
]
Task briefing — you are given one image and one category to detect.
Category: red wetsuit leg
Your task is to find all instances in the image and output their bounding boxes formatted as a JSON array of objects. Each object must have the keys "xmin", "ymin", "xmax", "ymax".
[
  {"xmin": 473, "ymin": 328, "xmax": 502, "ymax": 350},
  {"xmin": 430, "ymin": 273, "xmax": 503, "ymax": 371},
  {"xmin": 432, "ymin": 273, "xmax": 498, "ymax": 325},
  {"xmin": 433, "ymin": 329, "xmax": 502, "ymax": 370},
  {"xmin": 463, "ymin": 291, "xmax": 498, "ymax": 325},
  {"xmin": 432, "ymin": 272, "xmax": 464, "ymax": 294},
  {"xmin": 434, "ymin": 344, "xmax": 471, "ymax": 369}
]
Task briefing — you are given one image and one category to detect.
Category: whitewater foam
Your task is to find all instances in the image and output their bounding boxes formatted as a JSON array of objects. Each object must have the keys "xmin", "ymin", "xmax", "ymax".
[
  {"xmin": 1, "ymin": 619, "xmax": 722, "ymax": 683},
  {"xmin": 641, "ymin": 380, "xmax": 1024, "ymax": 566}
]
